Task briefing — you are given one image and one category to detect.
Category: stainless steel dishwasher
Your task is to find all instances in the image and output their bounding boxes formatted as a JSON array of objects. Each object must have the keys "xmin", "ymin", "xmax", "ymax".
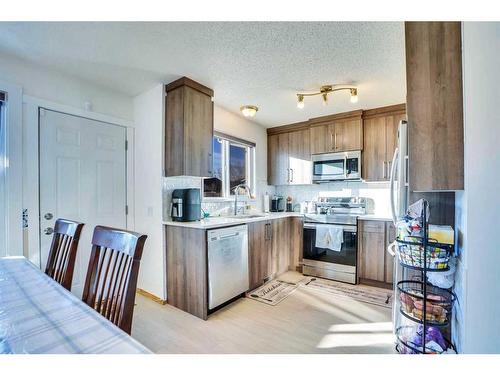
[{"xmin": 207, "ymin": 225, "xmax": 249, "ymax": 310}]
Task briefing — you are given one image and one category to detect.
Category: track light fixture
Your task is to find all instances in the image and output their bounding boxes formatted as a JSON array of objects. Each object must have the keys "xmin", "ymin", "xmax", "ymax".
[{"xmin": 296, "ymin": 85, "xmax": 358, "ymax": 109}]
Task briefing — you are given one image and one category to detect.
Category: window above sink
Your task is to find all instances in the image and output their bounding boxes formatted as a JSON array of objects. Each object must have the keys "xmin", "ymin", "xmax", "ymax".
[{"xmin": 203, "ymin": 132, "xmax": 256, "ymax": 199}]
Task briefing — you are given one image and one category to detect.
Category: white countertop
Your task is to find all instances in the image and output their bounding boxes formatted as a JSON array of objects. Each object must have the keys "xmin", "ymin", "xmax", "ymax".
[
  {"xmin": 163, "ymin": 212, "xmax": 302, "ymax": 229},
  {"xmin": 163, "ymin": 211, "xmax": 391, "ymax": 229}
]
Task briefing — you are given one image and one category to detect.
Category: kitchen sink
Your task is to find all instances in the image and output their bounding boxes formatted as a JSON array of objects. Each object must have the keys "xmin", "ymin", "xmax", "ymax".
[{"xmin": 231, "ymin": 214, "xmax": 266, "ymax": 219}]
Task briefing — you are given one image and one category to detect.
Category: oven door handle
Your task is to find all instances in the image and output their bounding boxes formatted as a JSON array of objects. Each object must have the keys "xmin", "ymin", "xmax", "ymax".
[{"xmin": 304, "ymin": 223, "xmax": 357, "ymax": 233}]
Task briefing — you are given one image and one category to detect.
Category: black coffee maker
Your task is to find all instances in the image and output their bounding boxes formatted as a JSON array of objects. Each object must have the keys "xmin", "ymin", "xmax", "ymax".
[{"xmin": 170, "ymin": 188, "xmax": 202, "ymax": 222}]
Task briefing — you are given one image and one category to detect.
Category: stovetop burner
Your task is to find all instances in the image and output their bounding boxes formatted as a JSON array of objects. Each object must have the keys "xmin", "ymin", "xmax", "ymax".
[{"xmin": 304, "ymin": 197, "xmax": 367, "ymax": 225}]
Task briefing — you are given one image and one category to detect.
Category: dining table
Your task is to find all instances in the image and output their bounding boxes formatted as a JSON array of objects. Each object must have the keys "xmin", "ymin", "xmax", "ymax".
[{"xmin": 0, "ymin": 256, "xmax": 151, "ymax": 354}]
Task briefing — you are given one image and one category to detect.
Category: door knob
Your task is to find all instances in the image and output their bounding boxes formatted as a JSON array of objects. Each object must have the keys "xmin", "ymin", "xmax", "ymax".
[
  {"xmin": 44, "ymin": 227, "xmax": 54, "ymax": 235},
  {"xmin": 44, "ymin": 213, "xmax": 53, "ymax": 220}
]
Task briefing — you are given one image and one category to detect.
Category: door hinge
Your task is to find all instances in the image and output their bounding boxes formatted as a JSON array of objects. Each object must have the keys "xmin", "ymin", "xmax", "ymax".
[
  {"xmin": 125, "ymin": 205, "xmax": 129, "ymax": 215},
  {"xmin": 125, "ymin": 140, "xmax": 128, "ymax": 151}
]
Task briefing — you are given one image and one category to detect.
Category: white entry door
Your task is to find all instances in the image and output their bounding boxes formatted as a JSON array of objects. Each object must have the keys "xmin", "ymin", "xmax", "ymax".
[{"xmin": 39, "ymin": 109, "xmax": 127, "ymax": 298}]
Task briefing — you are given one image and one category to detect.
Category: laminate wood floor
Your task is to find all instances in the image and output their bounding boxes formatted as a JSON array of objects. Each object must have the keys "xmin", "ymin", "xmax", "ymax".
[{"xmin": 132, "ymin": 277, "xmax": 396, "ymax": 354}]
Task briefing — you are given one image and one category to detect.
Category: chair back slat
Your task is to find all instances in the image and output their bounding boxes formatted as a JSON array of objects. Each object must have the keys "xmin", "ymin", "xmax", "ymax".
[
  {"xmin": 82, "ymin": 226, "xmax": 147, "ymax": 334},
  {"xmin": 45, "ymin": 219, "xmax": 84, "ymax": 290}
]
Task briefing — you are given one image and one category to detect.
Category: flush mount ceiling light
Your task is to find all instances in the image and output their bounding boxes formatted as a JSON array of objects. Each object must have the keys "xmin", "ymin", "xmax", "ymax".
[
  {"xmin": 296, "ymin": 85, "xmax": 358, "ymax": 109},
  {"xmin": 240, "ymin": 105, "xmax": 259, "ymax": 117}
]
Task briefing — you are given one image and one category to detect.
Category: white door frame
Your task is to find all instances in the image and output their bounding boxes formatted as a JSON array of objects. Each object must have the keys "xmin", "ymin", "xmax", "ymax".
[
  {"xmin": 23, "ymin": 95, "xmax": 135, "ymax": 268},
  {"xmin": 0, "ymin": 81, "xmax": 23, "ymax": 257}
]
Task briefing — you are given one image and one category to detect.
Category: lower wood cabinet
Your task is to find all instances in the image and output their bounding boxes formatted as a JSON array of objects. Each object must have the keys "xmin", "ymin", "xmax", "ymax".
[
  {"xmin": 357, "ymin": 220, "xmax": 395, "ymax": 288},
  {"xmin": 248, "ymin": 217, "xmax": 303, "ymax": 290},
  {"xmin": 166, "ymin": 226, "xmax": 208, "ymax": 320},
  {"xmin": 166, "ymin": 216, "xmax": 303, "ymax": 319},
  {"xmin": 271, "ymin": 218, "xmax": 291, "ymax": 276},
  {"xmin": 248, "ymin": 221, "xmax": 272, "ymax": 290}
]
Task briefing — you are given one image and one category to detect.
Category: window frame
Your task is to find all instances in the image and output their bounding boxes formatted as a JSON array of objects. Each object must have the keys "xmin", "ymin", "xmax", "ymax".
[{"xmin": 209, "ymin": 132, "xmax": 256, "ymax": 199}]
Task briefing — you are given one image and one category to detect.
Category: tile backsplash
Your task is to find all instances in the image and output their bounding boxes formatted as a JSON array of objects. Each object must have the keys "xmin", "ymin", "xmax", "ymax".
[
  {"xmin": 163, "ymin": 176, "xmax": 275, "ymax": 221},
  {"xmin": 275, "ymin": 181, "xmax": 391, "ymax": 217},
  {"xmin": 163, "ymin": 177, "xmax": 390, "ymax": 220}
]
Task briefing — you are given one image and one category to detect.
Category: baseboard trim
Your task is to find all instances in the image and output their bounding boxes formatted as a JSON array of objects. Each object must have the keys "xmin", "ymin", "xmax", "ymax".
[{"xmin": 136, "ymin": 288, "xmax": 167, "ymax": 305}]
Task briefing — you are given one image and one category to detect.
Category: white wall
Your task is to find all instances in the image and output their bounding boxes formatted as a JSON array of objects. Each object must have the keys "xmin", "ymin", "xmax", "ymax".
[
  {"xmin": 0, "ymin": 54, "xmax": 133, "ymax": 121},
  {"xmin": 133, "ymin": 84, "xmax": 165, "ymax": 299},
  {"xmin": 214, "ymin": 105, "xmax": 270, "ymax": 200},
  {"xmin": 454, "ymin": 22, "xmax": 500, "ymax": 353}
]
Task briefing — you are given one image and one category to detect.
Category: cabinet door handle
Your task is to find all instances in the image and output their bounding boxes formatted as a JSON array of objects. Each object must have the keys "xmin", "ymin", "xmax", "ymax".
[
  {"xmin": 290, "ymin": 168, "xmax": 294, "ymax": 183},
  {"xmin": 382, "ymin": 161, "xmax": 386, "ymax": 179},
  {"xmin": 334, "ymin": 133, "xmax": 338, "ymax": 150},
  {"xmin": 386, "ymin": 161, "xmax": 391, "ymax": 180}
]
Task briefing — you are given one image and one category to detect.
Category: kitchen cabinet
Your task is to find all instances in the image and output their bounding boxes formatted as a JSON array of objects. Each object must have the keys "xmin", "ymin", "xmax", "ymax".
[
  {"xmin": 362, "ymin": 104, "xmax": 406, "ymax": 181},
  {"xmin": 166, "ymin": 226, "xmax": 208, "ymax": 320},
  {"xmin": 267, "ymin": 124, "xmax": 311, "ymax": 185},
  {"xmin": 358, "ymin": 220, "xmax": 386, "ymax": 284},
  {"xmin": 357, "ymin": 219, "xmax": 395, "ymax": 288},
  {"xmin": 164, "ymin": 77, "xmax": 214, "ymax": 177},
  {"xmin": 248, "ymin": 221, "xmax": 272, "ymax": 290},
  {"xmin": 405, "ymin": 22, "xmax": 464, "ymax": 191},
  {"xmin": 267, "ymin": 133, "xmax": 290, "ymax": 185},
  {"xmin": 249, "ymin": 217, "xmax": 303, "ymax": 289},
  {"xmin": 271, "ymin": 218, "xmax": 291, "ymax": 276},
  {"xmin": 288, "ymin": 129, "xmax": 312, "ymax": 185},
  {"xmin": 166, "ymin": 216, "xmax": 303, "ymax": 319},
  {"xmin": 309, "ymin": 110, "xmax": 363, "ymax": 154},
  {"xmin": 288, "ymin": 216, "xmax": 304, "ymax": 273}
]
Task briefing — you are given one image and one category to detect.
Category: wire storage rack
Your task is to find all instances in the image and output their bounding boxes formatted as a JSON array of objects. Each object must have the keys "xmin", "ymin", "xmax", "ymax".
[{"xmin": 394, "ymin": 200, "xmax": 456, "ymax": 354}]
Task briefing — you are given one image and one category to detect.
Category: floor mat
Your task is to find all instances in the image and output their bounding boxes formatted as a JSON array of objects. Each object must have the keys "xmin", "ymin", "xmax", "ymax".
[
  {"xmin": 246, "ymin": 279, "xmax": 298, "ymax": 306},
  {"xmin": 301, "ymin": 277, "xmax": 393, "ymax": 308}
]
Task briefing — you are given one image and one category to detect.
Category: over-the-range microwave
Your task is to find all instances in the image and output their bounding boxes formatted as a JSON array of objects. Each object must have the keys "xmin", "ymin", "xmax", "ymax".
[{"xmin": 311, "ymin": 150, "xmax": 361, "ymax": 183}]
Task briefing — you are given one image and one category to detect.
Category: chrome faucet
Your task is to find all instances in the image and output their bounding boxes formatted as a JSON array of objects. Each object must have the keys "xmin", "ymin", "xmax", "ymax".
[{"xmin": 233, "ymin": 184, "xmax": 252, "ymax": 215}]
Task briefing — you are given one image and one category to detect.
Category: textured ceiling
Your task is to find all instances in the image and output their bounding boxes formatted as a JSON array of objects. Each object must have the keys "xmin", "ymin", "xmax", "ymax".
[{"xmin": 0, "ymin": 22, "xmax": 406, "ymax": 127}]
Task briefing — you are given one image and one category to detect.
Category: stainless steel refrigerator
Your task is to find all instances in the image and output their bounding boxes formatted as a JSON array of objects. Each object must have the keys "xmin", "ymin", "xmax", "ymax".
[{"xmin": 388, "ymin": 120, "xmax": 409, "ymax": 333}]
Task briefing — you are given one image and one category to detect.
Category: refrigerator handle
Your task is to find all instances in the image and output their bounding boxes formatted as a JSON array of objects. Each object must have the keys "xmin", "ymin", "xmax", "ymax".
[{"xmin": 389, "ymin": 147, "xmax": 399, "ymax": 225}]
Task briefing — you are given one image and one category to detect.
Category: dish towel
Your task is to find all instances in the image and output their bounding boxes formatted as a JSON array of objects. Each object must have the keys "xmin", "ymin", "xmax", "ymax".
[{"xmin": 315, "ymin": 225, "xmax": 343, "ymax": 252}]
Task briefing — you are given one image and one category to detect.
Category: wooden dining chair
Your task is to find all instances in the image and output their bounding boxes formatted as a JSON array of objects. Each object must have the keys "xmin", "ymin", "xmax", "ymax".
[
  {"xmin": 45, "ymin": 218, "xmax": 85, "ymax": 291},
  {"xmin": 82, "ymin": 226, "xmax": 147, "ymax": 334}
]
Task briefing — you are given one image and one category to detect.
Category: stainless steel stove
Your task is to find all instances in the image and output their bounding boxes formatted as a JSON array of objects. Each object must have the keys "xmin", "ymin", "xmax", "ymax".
[{"xmin": 302, "ymin": 197, "xmax": 366, "ymax": 284}]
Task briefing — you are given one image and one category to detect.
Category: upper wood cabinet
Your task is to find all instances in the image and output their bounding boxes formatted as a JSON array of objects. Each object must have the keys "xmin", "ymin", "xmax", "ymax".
[
  {"xmin": 267, "ymin": 123, "xmax": 311, "ymax": 185},
  {"xmin": 405, "ymin": 22, "xmax": 464, "ymax": 191},
  {"xmin": 309, "ymin": 110, "xmax": 363, "ymax": 154},
  {"xmin": 288, "ymin": 129, "xmax": 311, "ymax": 185},
  {"xmin": 362, "ymin": 104, "xmax": 406, "ymax": 182},
  {"xmin": 164, "ymin": 77, "xmax": 214, "ymax": 177}
]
